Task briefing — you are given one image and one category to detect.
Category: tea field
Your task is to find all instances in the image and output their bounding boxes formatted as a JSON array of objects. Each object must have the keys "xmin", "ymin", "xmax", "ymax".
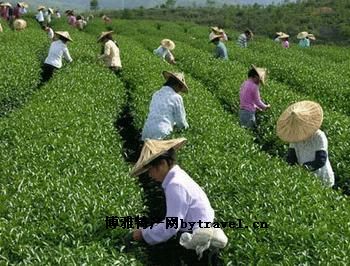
[{"xmin": 1, "ymin": 17, "xmax": 350, "ymax": 265}]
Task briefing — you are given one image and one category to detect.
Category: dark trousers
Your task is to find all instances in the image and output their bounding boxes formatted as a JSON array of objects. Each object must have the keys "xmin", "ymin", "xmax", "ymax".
[
  {"xmin": 41, "ymin": 63, "xmax": 57, "ymax": 83},
  {"xmin": 146, "ymin": 232, "xmax": 223, "ymax": 266}
]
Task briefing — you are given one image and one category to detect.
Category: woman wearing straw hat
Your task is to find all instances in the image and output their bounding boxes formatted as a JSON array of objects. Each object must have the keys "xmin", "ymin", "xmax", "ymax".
[
  {"xmin": 97, "ymin": 31, "xmax": 122, "ymax": 73},
  {"xmin": 36, "ymin": 6, "xmax": 45, "ymax": 26},
  {"xmin": 274, "ymin": 32, "xmax": 283, "ymax": 42},
  {"xmin": 297, "ymin": 31, "xmax": 310, "ymax": 48},
  {"xmin": 67, "ymin": 10, "xmax": 76, "ymax": 26},
  {"xmin": 209, "ymin": 26, "xmax": 228, "ymax": 42},
  {"xmin": 131, "ymin": 138, "xmax": 226, "ymax": 265},
  {"xmin": 239, "ymin": 65, "xmax": 270, "ymax": 129},
  {"xmin": 46, "ymin": 7, "xmax": 54, "ymax": 24},
  {"xmin": 41, "ymin": 31, "xmax": 73, "ymax": 82},
  {"xmin": 278, "ymin": 33, "xmax": 290, "ymax": 48},
  {"xmin": 141, "ymin": 71, "xmax": 189, "ymax": 141},
  {"xmin": 210, "ymin": 34, "xmax": 228, "ymax": 60},
  {"xmin": 277, "ymin": 101, "xmax": 334, "ymax": 187},
  {"xmin": 154, "ymin": 39, "xmax": 176, "ymax": 65},
  {"xmin": 237, "ymin": 29, "xmax": 253, "ymax": 48}
]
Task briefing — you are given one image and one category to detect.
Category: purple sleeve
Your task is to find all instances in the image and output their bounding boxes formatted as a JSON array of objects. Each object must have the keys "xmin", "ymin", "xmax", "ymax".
[{"xmin": 253, "ymin": 86, "xmax": 268, "ymax": 110}]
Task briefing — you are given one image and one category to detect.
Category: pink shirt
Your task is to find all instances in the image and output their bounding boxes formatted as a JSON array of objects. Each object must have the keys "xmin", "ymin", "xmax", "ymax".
[
  {"xmin": 282, "ymin": 40, "xmax": 289, "ymax": 48},
  {"xmin": 68, "ymin": 15, "xmax": 76, "ymax": 26},
  {"xmin": 239, "ymin": 79, "xmax": 268, "ymax": 112}
]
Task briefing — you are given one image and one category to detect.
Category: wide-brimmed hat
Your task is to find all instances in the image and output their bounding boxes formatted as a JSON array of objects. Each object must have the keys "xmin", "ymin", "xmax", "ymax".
[
  {"xmin": 19, "ymin": 2, "xmax": 28, "ymax": 8},
  {"xmin": 276, "ymin": 32, "xmax": 283, "ymax": 36},
  {"xmin": 277, "ymin": 101, "xmax": 323, "ymax": 143},
  {"xmin": 13, "ymin": 19, "xmax": 27, "ymax": 31},
  {"xmin": 297, "ymin": 31, "xmax": 308, "ymax": 39},
  {"xmin": 37, "ymin": 5, "xmax": 45, "ymax": 10},
  {"xmin": 97, "ymin": 30, "xmax": 113, "ymax": 42},
  {"xmin": 160, "ymin": 39, "xmax": 175, "ymax": 50},
  {"xmin": 209, "ymin": 33, "xmax": 222, "ymax": 42},
  {"xmin": 308, "ymin": 34, "xmax": 316, "ymax": 41},
  {"xmin": 162, "ymin": 71, "xmax": 188, "ymax": 92},
  {"xmin": 48, "ymin": 8, "xmax": 54, "ymax": 14},
  {"xmin": 1, "ymin": 2, "xmax": 12, "ymax": 7},
  {"xmin": 278, "ymin": 33, "xmax": 289, "ymax": 39},
  {"xmin": 55, "ymin": 31, "xmax": 73, "ymax": 42},
  {"xmin": 245, "ymin": 29, "xmax": 254, "ymax": 37},
  {"xmin": 251, "ymin": 64, "xmax": 267, "ymax": 85},
  {"xmin": 211, "ymin": 26, "xmax": 224, "ymax": 34},
  {"xmin": 130, "ymin": 138, "xmax": 187, "ymax": 176}
]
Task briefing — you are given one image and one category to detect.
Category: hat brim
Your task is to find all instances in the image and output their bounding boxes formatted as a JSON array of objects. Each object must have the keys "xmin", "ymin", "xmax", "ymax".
[
  {"xmin": 162, "ymin": 71, "xmax": 188, "ymax": 93},
  {"xmin": 97, "ymin": 31, "xmax": 114, "ymax": 42},
  {"xmin": 131, "ymin": 138, "xmax": 187, "ymax": 176},
  {"xmin": 251, "ymin": 64, "xmax": 267, "ymax": 85},
  {"xmin": 277, "ymin": 101, "xmax": 323, "ymax": 143},
  {"xmin": 297, "ymin": 32, "xmax": 308, "ymax": 39},
  {"xmin": 55, "ymin": 32, "xmax": 73, "ymax": 42}
]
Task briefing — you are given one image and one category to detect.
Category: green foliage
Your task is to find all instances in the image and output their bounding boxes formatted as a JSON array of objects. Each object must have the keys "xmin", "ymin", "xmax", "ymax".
[{"xmin": 90, "ymin": 0, "xmax": 99, "ymax": 11}]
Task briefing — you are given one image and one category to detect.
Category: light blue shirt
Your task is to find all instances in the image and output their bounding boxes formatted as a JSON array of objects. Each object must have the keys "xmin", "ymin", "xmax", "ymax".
[
  {"xmin": 142, "ymin": 86, "xmax": 188, "ymax": 140},
  {"xmin": 215, "ymin": 41, "xmax": 228, "ymax": 60},
  {"xmin": 154, "ymin": 46, "xmax": 171, "ymax": 59},
  {"xmin": 142, "ymin": 165, "xmax": 215, "ymax": 245},
  {"xmin": 299, "ymin": 38, "xmax": 310, "ymax": 48}
]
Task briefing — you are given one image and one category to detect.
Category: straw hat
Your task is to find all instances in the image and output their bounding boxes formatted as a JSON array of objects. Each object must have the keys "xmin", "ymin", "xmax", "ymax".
[
  {"xmin": 209, "ymin": 34, "xmax": 222, "ymax": 42},
  {"xmin": 1, "ymin": 2, "xmax": 12, "ymax": 7},
  {"xmin": 308, "ymin": 34, "xmax": 316, "ymax": 41},
  {"xmin": 97, "ymin": 31, "xmax": 113, "ymax": 42},
  {"xmin": 211, "ymin": 26, "xmax": 224, "ymax": 34},
  {"xmin": 251, "ymin": 64, "xmax": 267, "ymax": 85},
  {"xmin": 130, "ymin": 138, "xmax": 187, "ymax": 176},
  {"xmin": 37, "ymin": 5, "xmax": 45, "ymax": 11},
  {"xmin": 163, "ymin": 71, "xmax": 188, "ymax": 92},
  {"xmin": 19, "ymin": 2, "xmax": 28, "ymax": 8},
  {"xmin": 278, "ymin": 33, "xmax": 289, "ymax": 39},
  {"xmin": 55, "ymin": 31, "xmax": 73, "ymax": 42},
  {"xmin": 245, "ymin": 28, "xmax": 254, "ymax": 37},
  {"xmin": 276, "ymin": 32, "xmax": 283, "ymax": 36},
  {"xmin": 297, "ymin": 31, "xmax": 308, "ymax": 39},
  {"xmin": 277, "ymin": 101, "xmax": 323, "ymax": 143},
  {"xmin": 48, "ymin": 8, "xmax": 54, "ymax": 14},
  {"xmin": 161, "ymin": 39, "xmax": 175, "ymax": 50},
  {"xmin": 13, "ymin": 19, "xmax": 27, "ymax": 31}
]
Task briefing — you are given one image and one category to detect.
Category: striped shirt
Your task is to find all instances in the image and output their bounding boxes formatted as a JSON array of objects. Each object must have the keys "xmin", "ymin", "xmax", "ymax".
[{"xmin": 237, "ymin": 33, "xmax": 248, "ymax": 48}]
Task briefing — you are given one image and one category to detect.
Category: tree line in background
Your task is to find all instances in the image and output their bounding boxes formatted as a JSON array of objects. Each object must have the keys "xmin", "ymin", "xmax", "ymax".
[{"xmin": 90, "ymin": 0, "xmax": 350, "ymax": 45}]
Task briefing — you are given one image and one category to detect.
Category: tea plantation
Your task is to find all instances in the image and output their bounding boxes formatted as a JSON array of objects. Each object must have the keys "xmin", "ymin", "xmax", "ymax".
[{"xmin": 1, "ymin": 16, "xmax": 350, "ymax": 265}]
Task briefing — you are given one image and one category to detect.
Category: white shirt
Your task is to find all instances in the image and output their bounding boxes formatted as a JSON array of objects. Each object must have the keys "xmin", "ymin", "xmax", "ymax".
[
  {"xmin": 142, "ymin": 86, "xmax": 188, "ymax": 140},
  {"xmin": 237, "ymin": 33, "xmax": 248, "ymax": 48},
  {"xmin": 47, "ymin": 28, "xmax": 54, "ymax": 39},
  {"xmin": 142, "ymin": 165, "xmax": 215, "ymax": 245},
  {"xmin": 44, "ymin": 40, "xmax": 73, "ymax": 68},
  {"xmin": 153, "ymin": 46, "xmax": 174, "ymax": 61},
  {"xmin": 36, "ymin": 11, "xmax": 44, "ymax": 22},
  {"xmin": 99, "ymin": 40, "xmax": 121, "ymax": 68},
  {"xmin": 290, "ymin": 129, "xmax": 334, "ymax": 187}
]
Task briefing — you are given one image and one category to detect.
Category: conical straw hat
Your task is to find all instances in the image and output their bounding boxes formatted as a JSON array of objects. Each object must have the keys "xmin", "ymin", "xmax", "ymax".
[
  {"xmin": 1, "ymin": 2, "xmax": 12, "ymax": 7},
  {"xmin": 161, "ymin": 39, "xmax": 175, "ymax": 50},
  {"xmin": 130, "ymin": 138, "xmax": 187, "ymax": 176},
  {"xmin": 297, "ymin": 31, "xmax": 308, "ymax": 39},
  {"xmin": 276, "ymin": 32, "xmax": 283, "ymax": 36},
  {"xmin": 97, "ymin": 30, "xmax": 114, "ymax": 42},
  {"xmin": 162, "ymin": 71, "xmax": 188, "ymax": 92},
  {"xmin": 278, "ymin": 33, "xmax": 289, "ymax": 39},
  {"xmin": 251, "ymin": 64, "xmax": 267, "ymax": 85},
  {"xmin": 308, "ymin": 34, "xmax": 316, "ymax": 41},
  {"xmin": 55, "ymin": 31, "xmax": 73, "ymax": 42},
  {"xmin": 13, "ymin": 19, "xmax": 27, "ymax": 31},
  {"xmin": 37, "ymin": 5, "xmax": 45, "ymax": 10},
  {"xmin": 211, "ymin": 26, "xmax": 224, "ymax": 34},
  {"xmin": 19, "ymin": 2, "xmax": 29, "ymax": 8},
  {"xmin": 209, "ymin": 33, "xmax": 222, "ymax": 42},
  {"xmin": 48, "ymin": 8, "xmax": 54, "ymax": 14},
  {"xmin": 277, "ymin": 101, "xmax": 323, "ymax": 143}
]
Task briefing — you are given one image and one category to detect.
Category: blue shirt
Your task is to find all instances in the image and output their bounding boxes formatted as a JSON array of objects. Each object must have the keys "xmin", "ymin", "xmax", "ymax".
[
  {"xmin": 142, "ymin": 86, "xmax": 188, "ymax": 140},
  {"xmin": 215, "ymin": 42, "xmax": 228, "ymax": 60},
  {"xmin": 141, "ymin": 165, "xmax": 215, "ymax": 245},
  {"xmin": 299, "ymin": 38, "xmax": 310, "ymax": 48}
]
